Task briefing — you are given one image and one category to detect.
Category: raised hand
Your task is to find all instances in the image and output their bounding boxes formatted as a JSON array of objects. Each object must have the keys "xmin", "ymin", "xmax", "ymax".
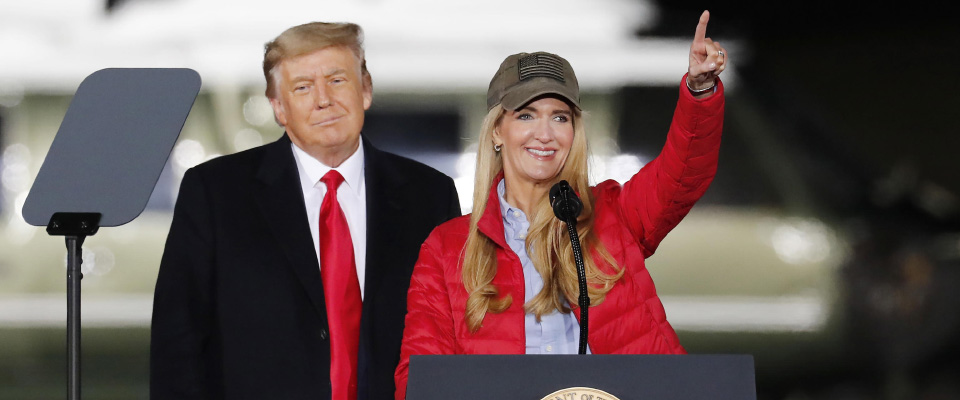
[{"xmin": 687, "ymin": 10, "xmax": 727, "ymax": 91}]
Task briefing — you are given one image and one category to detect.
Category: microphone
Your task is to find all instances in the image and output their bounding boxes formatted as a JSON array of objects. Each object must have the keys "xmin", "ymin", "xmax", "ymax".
[
  {"xmin": 549, "ymin": 180, "xmax": 589, "ymax": 355},
  {"xmin": 549, "ymin": 180, "xmax": 583, "ymax": 222}
]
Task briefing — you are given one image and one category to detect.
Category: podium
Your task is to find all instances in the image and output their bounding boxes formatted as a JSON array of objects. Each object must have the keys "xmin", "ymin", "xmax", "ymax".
[{"xmin": 407, "ymin": 354, "xmax": 756, "ymax": 400}]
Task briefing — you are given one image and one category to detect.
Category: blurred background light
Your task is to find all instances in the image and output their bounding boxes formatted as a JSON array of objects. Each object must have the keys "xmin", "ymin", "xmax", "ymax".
[
  {"xmin": 242, "ymin": 95, "xmax": 274, "ymax": 126},
  {"xmin": 171, "ymin": 138, "xmax": 206, "ymax": 173},
  {"xmin": 663, "ymin": 295, "xmax": 826, "ymax": 333},
  {"xmin": 454, "ymin": 148, "xmax": 478, "ymax": 214},
  {"xmin": 770, "ymin": 219, "xmax": 833, "ymax": 265},
  {"xmin": 4, "ymin": 192, "xmax": 37, "ymax": 246},
  {"xmin": 590, "ymin": 153, "xmax": 644, "ymax": 185},
  {"xmin": 62, "ymin": 245, "xmax": 115, "ymax": 277},
  {"xmin": 233, "ymin": 128, "xmax": 263, "ymax": 152},
  {"xmin": 1, "ymin": 144, "xmax": 32, "ymax": 193},
  {"xmin": 0, "ymin": 0, "xmax": 737, "ymax": 93},
  {"xmin": 0, "ymin": 79, "xmax": 25, "ymax": 108}
]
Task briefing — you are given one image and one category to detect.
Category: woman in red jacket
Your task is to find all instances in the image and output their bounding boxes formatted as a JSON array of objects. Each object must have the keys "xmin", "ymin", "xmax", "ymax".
[{"xmin": 395, "ymin": 11, "xmax": 727, "ymax": 399}]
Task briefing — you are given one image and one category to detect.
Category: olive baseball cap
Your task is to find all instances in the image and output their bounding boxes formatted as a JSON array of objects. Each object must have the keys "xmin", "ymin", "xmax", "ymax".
[{"xmin": 486, "ymin": 51, "xmax": 580, "ymax": 111}]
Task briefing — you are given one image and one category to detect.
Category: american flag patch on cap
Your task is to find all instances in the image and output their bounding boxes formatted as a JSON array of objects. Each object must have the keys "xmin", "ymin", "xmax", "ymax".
[{"xmin": 518, "ymin": 53, "xmax": 565, "ymax": 82}]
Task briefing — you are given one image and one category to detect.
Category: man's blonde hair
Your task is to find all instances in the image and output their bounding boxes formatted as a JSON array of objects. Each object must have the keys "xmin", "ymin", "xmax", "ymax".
[{"xmin": 263, "ymin": 22, "xmax": 371, "ymax": 98}]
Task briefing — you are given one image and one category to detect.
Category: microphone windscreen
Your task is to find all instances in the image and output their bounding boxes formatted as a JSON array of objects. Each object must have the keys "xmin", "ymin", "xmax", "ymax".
[{"xmin": 550, "ymin": 180, "xmax": 582, "ymax": 221}]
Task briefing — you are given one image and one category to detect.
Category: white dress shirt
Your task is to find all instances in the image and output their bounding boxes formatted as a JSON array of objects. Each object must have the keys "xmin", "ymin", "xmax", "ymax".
[
  {"xmin": 497, "ymin": 179, "xmax": 588, "ymax": 354},
  {"xmin": 291, "ymin": 141, "xmax": 367, "ymax": 300}
]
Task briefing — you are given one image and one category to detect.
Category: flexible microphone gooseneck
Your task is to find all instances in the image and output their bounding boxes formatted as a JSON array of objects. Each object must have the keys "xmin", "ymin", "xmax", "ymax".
[{"xmin": 549, "ymin": 180, "xmax": 588, "ymax": 355}]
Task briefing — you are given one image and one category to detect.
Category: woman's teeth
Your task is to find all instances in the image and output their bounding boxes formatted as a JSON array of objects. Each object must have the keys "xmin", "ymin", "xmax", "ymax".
[{"xmin": 527, "ymin": 148, "xmax": 555, "ymax": 156}]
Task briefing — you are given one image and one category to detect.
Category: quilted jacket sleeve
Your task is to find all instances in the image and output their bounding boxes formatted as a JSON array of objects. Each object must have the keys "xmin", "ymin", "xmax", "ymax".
[
  {"xmin": 394, "ymin": 229, "xmax": 458, "ymax": 400},
  {"xmin": 617, "ymin": 74, "xmax": 724, "ymax": 258}
]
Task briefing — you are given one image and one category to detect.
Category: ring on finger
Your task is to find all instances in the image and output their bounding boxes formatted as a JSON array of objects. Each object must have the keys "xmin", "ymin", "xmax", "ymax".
[{"xmin": 718, "ymin": 50, "xmax": 724, "ymax": 58}]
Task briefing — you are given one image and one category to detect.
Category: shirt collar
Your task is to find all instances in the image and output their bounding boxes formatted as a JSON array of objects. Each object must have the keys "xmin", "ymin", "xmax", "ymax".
[
  {"xmin": 497, "ymin": 179, "xmax": 528, "ymax": 233},
  {"xmin": 290, "ymin": 138, "xmax": 365, "ymax": 197}
]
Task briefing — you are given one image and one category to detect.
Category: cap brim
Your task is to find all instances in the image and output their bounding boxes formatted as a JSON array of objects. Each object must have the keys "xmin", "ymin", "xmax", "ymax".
[{"xmin": 500, "ymin": 80, "xmax": 580, "ymax": 111}]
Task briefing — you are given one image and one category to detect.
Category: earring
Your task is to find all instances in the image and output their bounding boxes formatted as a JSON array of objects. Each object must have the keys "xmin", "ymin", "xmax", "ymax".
[{"xmin": 494, "ymin": 143, "xmax": 502, "ymax": 152}]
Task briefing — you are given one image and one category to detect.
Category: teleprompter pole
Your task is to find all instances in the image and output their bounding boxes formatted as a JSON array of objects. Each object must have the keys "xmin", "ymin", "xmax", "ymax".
[
  {"xmin": 65, "ymin": 235, "xmax": 83, "ymax": 400},
  {"xmin": 48, "ymin": 213, "xmax": 100, "ymax": 400}
]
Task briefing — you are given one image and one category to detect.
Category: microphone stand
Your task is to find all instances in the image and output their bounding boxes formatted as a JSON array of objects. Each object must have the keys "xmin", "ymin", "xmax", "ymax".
[{"xmin": 550, "ymin": 181, "xmax": 589, "ymax": 354}]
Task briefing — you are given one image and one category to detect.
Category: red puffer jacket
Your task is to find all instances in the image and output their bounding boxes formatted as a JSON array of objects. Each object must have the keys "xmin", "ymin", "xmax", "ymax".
[{"xmin": 395, "ymin": 76, "xmax": 724, "ymax": 399}]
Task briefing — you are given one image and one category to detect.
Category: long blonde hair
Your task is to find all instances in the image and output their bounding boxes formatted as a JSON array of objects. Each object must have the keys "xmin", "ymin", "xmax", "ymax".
[{"xmin": 462, "ymin": 105, "xmax": 624, "ymax": 332}]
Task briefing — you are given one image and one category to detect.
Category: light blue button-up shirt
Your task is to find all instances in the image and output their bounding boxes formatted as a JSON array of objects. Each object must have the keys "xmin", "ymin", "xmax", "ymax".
[{"xmin": 497, "ymin": 180, "xmax": 590, "ymax": 354}]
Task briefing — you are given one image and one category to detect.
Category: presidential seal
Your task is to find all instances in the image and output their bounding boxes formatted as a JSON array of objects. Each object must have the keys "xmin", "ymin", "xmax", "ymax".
[{"xmin": 540, "ymin": 387, "xmax": 621, "ymax": 400}]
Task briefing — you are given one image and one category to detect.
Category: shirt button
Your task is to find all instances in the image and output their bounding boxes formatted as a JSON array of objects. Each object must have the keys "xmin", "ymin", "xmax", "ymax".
[
  {"xmin": 513, "ymin": 210, "xmax": 521, "ymax": 217},
  {"xmin": 545, "ymin": 345, "xmax": 553, "ymax": 352},
  {"xmin": 518, "ymin": 234, "xmax": 526, "ymax": 239}
]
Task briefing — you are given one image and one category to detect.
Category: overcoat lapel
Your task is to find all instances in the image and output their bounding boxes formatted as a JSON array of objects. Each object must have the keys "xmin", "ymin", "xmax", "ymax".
[
  {"xmin": 360, "ymin": 138, "xmax": 405, "ymax": 312},
  {"xmin": 356, "ymin": 138, "xmax": 405, "ymax": 399},
  {"xmin": 252, "ymin": 134, "xmax": 328, "ymax": 323}
]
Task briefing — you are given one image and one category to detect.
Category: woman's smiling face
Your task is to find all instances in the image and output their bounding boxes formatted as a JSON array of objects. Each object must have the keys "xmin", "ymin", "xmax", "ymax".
[{"xmin": 494, "ymin": 96, "xmax": 575, "ymax": 188}]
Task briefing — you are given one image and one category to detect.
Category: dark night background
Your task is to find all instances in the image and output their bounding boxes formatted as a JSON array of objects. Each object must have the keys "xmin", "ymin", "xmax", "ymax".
[
  {"xmin": 650, "ymin": 2, "xmax": 956, "ymax": 194},
  {"xmin": 647, "ymin": 4, "xmax": 960, "ymax": 398}
]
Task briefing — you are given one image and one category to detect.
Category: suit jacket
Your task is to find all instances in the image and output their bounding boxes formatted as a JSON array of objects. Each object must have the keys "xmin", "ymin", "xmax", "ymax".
[{"xmin": 151, "ymin": 134, "xmax": 460, "ymax": 400}]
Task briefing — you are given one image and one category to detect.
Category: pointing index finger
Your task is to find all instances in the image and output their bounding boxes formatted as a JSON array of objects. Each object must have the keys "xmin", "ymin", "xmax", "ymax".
[{"xmin": 694, "ymin": 10, "xmax": 710, "ymax": 45}]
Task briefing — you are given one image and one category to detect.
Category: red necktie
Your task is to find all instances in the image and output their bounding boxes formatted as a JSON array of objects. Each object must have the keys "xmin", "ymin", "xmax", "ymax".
[{"xmin": 319, "ymin": 170, "xmax": 361, "ymax": 400}]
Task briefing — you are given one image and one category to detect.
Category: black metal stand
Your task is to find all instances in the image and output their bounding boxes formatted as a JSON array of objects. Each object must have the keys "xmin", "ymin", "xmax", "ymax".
[
  {"xmin": 563, "ymin": 219, "xmax": 590, "ymax": 355},
  {"xmin": 47, "ymin": 212, "xmax": 101, "ymax": 400},
  {"xmin": 65, "ymin": 235, "xmax": 83, "ymax": 400},
  {"xmin": 20, "ymin": 68, "xmax": 200, "ymax": 400},
  {"xmin": 549, "ymin": 180, "xmax": 589, "ymax": 354},
  {"xmin": 566, "ymin": 217, "xmax": 590, "ymax": 354}
]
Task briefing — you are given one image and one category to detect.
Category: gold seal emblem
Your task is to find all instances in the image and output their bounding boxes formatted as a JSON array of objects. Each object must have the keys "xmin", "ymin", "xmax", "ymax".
[{"xmin": 540, "ymin": 387, "xmax": 621, "ymax": 400}]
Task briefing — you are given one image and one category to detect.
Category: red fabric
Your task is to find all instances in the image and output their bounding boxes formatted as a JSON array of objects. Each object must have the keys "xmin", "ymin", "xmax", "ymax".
[
  {"xmin": 395, "ymin": 76, "xmax": 724, "ymax": 399},
  {"xmin": 319, "ymin": 171, "xmax": 361, "ymax": 400}
]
